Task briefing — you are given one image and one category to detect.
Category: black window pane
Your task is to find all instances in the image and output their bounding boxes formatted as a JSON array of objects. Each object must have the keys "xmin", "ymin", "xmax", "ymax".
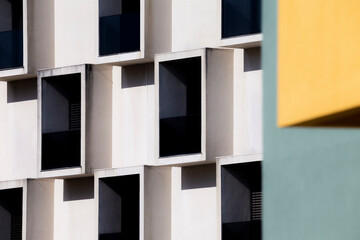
[
  {"xmin": 221, "ymin": 162, "xmax": 262, "ymax": 240},
  {"xmin": 159, "ymin": 57, "xmax": 202, "ymax": 157},
  {"xmin": 0, "ymin": 188, "xmax": 23, "ymax": 240},
  {"xmin": 99, "ymin": 175, "xmax": 139, "ymax": 240},
  {"xmin": 99, "ymin": 0, "xmax": 140, "ymax": 56},
  {"xmin": 222, "ymin": 0, "xmax": 261, "ymax": 38},
  {"xmin": 0, "ymin": 0, "xmax": 23, "ymax": 70},
  {"xmin": 41, "ymin": 73, "xmax": 81, "ymax": 171}
]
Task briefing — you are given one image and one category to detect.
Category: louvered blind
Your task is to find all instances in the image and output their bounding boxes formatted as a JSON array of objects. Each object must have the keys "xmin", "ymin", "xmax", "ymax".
[
  {"xmin": 69, "ymin": 102, "xmax": 81, "ymax": 130},
  {"xmin": 11, "ymin": 215, "xmax": 22, "ymax": 240},
  {"xmin": 251, "ymin": 191, "xmax": 262, "ymax": 221}
]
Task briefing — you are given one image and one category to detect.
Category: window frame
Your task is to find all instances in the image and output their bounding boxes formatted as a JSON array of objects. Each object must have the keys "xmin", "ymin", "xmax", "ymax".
[
  {"xmin": 37, "ymin": 65, "xmax": 87, "ymax": 178},
  {"xmin": 0, "ymin": 0, "xmax": 28, "ymax": 78},
  {"xmin": 95, "ymin": 0, "xmax": 145, "ymax": 65}
]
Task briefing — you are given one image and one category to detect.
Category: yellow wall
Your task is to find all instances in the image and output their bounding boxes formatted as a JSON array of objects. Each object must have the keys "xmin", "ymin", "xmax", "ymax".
[{"xmin": 278, "ymin": 0, "xmax": 360, "ymax": 126}]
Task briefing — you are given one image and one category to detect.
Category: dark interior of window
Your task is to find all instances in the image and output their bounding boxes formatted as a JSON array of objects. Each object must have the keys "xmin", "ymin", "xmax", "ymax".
[
  {"xmin": 222, "ymin": 0, "xmax": 261, "ymax": 38},
  {"xmin": 159, "ymin": 57, "xmax": 201, "ymax": 157},
  {"xmin": 0, "ymin": 188, "xmax": 23, "ymax": 240},
  {"xmin": 99, "ymin": 0, "xmax": 140, "ymax": 56},
  {"xmin": 0, "ymin": 0, "xmax": 23, "ymax": 70},
  {"xmin": 99, "ymin": 174, "xmax": 139, "ymax": 240},
  {"xmin": 41, "ymin": 73, "xmax": 81, "ymax": 171},
  {"xmin": 221, "ymin": 162, "xmax": 262, "ymax": 240}
]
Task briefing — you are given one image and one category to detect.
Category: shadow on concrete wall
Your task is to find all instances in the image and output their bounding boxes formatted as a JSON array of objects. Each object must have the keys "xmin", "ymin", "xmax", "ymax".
[
  {"xmin": 7, "ymin": 78, "xmax": 37, "ymax": 103},
  {"xmin": 181, "ymin": 164, "xmax": 216, "ymax": 190},
  {"xmin": 63, "ymin": 177, "xmax": 94, "ymax": 201},
  {"xmin": 244, "ymin": 47, "xmax": 261, "ymax": 72},
  {"xmin": 121, "ymin": 63, "xmax": 154, "ymax": 88}
]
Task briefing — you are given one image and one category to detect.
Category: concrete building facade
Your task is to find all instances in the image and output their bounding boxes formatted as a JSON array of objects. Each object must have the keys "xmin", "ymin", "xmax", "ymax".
[{"xmin": 0, "ymin": 0, "xmax": 262, "ymax": 239}]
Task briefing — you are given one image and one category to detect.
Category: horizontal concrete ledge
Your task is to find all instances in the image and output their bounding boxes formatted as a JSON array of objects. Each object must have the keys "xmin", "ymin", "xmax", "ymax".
[
  {"xmin": 219, "ymin": 33, "xmax": 262, "ymax": 49},
  {"xmin": 217, "ymin": 153, "xmax": 263, "ymax": 165},
  {"xmin": 0, "ymin": 179, "xmax": 27, "ymax": 190},
  {"xmin": 0, "ymin": 68, "xmax": 32, "ymax": 81},
  {"xmin": 96, "ymin": 50, "xmax": 144, "ymax": 65}
]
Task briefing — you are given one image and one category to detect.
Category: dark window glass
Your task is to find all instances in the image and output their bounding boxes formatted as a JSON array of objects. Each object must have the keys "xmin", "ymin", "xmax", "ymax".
[
  {"xmin": 0, "ymin": 0, "xmax": 23, "ymax": 70},
  {"xmin": 221, "ymin": 162, "xmax": 262, "ymax": 240},
  {"xmin": 99, "ymin": 175, "xmax": 139, "ymax": 240},
  {"xmin": 99, "ymin": 0, "xmax": 140, "ymax": 56},
  {"xmin": 0, "ymin": 188, "xmax": 23, "ymax": 240},
  {"xmin": 222, "ymin": 0, "xmax": 261, "ymax": 38},
  {"xmin": 41, "ymin": 73, "xmax": 81, "ymax": 171},
  {"xmin": 159, "ymin": 57, "xmax": 201, "ymax": 157}
]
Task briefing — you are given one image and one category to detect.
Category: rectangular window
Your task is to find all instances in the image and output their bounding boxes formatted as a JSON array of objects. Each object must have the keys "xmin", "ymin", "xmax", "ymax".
[
  {"xmin": 41, "ymin": 73, "xmax": 81, "ymax": 171},
  {"xmin": 159, "ymin": 57, "xmax": 202, "ymax": 157},
  {"xmin": 0, "ymin": 0, "xmax": 23, "ymax": 70},
  {"xmin": 221, "ymin": 162, "xmax": 262, "ymax": 240},
  {"xmin": 221, "ymin": 0, "xmax": 261, "ymax": 38},
  {"xmin": 99, "ymin": 0, "xmax": 140, "ymax": 56},
  {"xmin": 99, "ymin": 174, "xmax": 139, "ymax": 240},
  {"xmin": 0, "ymin": 188, "xmax": 23, "ymax": 240}
]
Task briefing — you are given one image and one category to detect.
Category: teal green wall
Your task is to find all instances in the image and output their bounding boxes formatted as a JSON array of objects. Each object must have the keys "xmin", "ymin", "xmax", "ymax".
[{"xmin": 262, "ymin": 0, "xmax": 360, "ymax": 239}]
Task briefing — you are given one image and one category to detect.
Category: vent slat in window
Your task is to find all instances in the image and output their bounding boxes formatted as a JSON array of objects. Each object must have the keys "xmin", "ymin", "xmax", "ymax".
[{"xmin": 251, "ymin": 191, "xmax": 262, "ymax": 221}]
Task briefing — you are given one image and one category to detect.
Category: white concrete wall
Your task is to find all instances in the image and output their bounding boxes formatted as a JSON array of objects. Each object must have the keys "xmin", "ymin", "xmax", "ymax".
[
  {"xmin": 28, "ymin": 0, "xmax": 55, "ymax": 73},
  {"xmin": 86, "ymin": 65, "xmax": 113, "ymax": 171},
  {"xmin": 27, "ymin": 179, "xmax": 55, "ymax": 240},
  {"xmin": 54, "ymin": 0, "xmax": 96, "ymax": 67},
  {"xmin": 112, "ymin": 64, "xmax": 154, "ymax": 168},
  {"xmin": 145, "ymin": 0, "xmax": 172, "ymax": 57},
  {"xmin": 233, "ymin": 48, "xmax": 263, "ymax": 155},
  {"xmin": 144, "ymin": 166, "xmax": 172, "ymax": 240},
  {"xmin": 53, "ymin": 179, "xmax": 96, "ymax": 240},
  {"xmin": 206, "ymin": 48, "xmax": 235, "ymax": 161},
  {"xmin": 171, "ymin": 0, "xmax": 219, "ymax": 52},
  {"xmin": 0, "ymin": 81, "xmax": 37, "ymax": 181},
  {"xmin": 171, "ymin": 167, "xmax": 218, "ymax": 240}
]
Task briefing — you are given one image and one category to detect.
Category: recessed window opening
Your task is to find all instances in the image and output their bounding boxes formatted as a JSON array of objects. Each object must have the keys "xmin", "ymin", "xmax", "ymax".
[
  {"xmin": 0, "ymin": 0, "xmax": 23, "ymax": 70},
  {"xmin": 41, "ymin": 73, "xmax": 81, "ymax": 171},
  {"xmin": 221, "ymin": 162, "xmax": 262, "ymax": 240},
  {"xmin": 0, "ymin": 188, "xmax": 23, "ymax": 240},
  {"xmin": 159, "ymin": 57, "xmax": 202, "ymax": 157},
  {"xmin": 99, "ymin": 174, "xmax": 139, "ymax": 240},
  {"xmin": 99, "ymin": 0, "xmax": 140, "ymax": 56},
  {"xmin": 221, "ymin": 0, "xmax": 261, "ymax": 38}
]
